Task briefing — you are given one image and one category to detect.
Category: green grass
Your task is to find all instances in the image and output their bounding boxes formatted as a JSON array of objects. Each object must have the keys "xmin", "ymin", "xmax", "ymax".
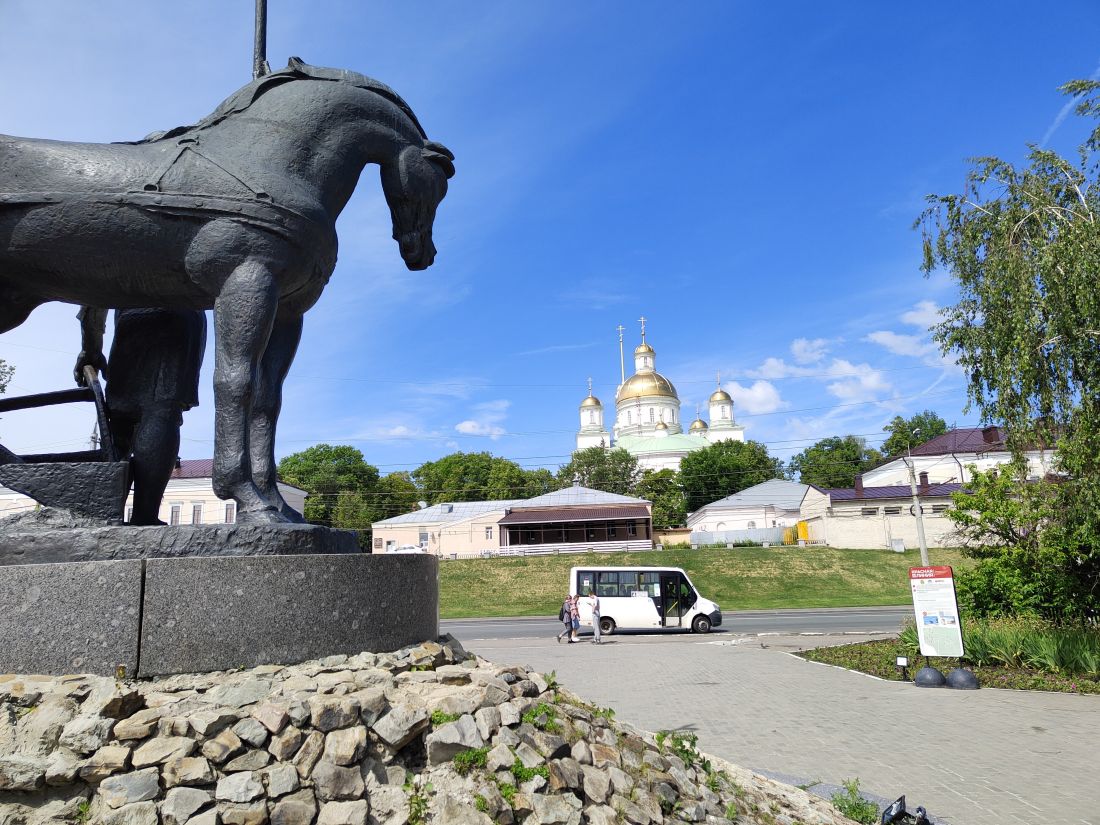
[
  {"xmin": 438, "ymin": 545, "xmax": 969, "ymax": 618},
  {"xmin": 799, "ymin": 629, "xmax": 1100, "ymax": 694}
]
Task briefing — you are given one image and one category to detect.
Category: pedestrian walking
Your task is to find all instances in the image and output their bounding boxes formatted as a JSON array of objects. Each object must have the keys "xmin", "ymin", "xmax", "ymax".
[
  {"xmin": 586, "ymin": 591, "xmax": 602, "ymax": 644},
  {"xmin": 556, "ymin": 595, "xmax": 573, "ymax": 643},
  {"xmin": 569, "ymin": 594, "xmax": 581, "ymax": 642}
]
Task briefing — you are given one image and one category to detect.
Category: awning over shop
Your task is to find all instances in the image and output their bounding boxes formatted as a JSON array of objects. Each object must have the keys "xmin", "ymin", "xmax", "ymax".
[{"xmin": 498, "ymin": 504, "xmax": 650, "ymax": 525}]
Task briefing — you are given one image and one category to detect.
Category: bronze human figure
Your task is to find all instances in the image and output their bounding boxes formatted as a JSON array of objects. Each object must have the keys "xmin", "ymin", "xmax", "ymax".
[
  {"xmin": 77, "ymin": 307, "xmax": 208, "ymax": 525},
  {"xmin": 0, "ymin": 59, "xmax": 454, "ymax": 523}
]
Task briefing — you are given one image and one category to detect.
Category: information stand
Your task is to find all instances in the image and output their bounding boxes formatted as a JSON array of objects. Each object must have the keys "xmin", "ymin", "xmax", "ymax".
[{"xmin": 909, "ymin": 566, "xmax": 964, "ymax": 657}]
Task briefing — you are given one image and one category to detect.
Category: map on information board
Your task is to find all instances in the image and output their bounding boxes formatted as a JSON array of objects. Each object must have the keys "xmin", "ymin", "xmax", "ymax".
[{"xmin": 909, "ymin": 566, "xmax": 964, "ymax": 657}]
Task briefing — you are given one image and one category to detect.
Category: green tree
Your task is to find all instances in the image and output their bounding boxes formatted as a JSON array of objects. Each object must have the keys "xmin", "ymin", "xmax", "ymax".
[
  {"xmin": 277, "ymin": 444, "xmax": 379, "ymax": 527},
  {"xmin": 634, "ymin": 469, "xmax": 687, "ymax": 528},
  {"xmin": 920, "ymin": 79, "xmax": 1100, "ymax": 620},
  {"xmin": 0, "ymin": 359, "xmax": 12, "ymax": 394},
  {"xmin": 413, "ymin": 452, "xmax": 497, "ymax": 503},
  {"xmin": 788, "ymin": 435, "xmax": 881, "ymax": 488},
  {"xmin": 880, "ymin": 410, "xmax": 948, "ymax": 458},
  {"xmin": 373, "ymin": 471, "xmax": 422, "ymax": 520},
  {"xmin": 556, "ymin": 447, "xmax": 640, "ymax": 496},
  {"xmin": 679, "ymin": 440, "xmax": 784, "ymax": 512}
]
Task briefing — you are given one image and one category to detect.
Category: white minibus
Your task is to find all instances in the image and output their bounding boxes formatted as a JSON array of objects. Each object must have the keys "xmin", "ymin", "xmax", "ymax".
[{"xmin": 569, "ymin": 566, "xmax": 721, "ymax": 635}]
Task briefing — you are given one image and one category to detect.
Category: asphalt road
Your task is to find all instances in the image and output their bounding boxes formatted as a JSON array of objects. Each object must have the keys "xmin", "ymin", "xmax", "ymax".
[{"xmin": 441, "ymin": 605, "xmax": 911, "ymax": 641}]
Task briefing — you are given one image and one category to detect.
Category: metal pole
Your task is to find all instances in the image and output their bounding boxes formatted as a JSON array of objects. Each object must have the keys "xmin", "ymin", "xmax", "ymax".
[
  {"xmin": 253, "ymin": 0, "xmax": 269, "ymax": 79},
  {"xmin": 907, "ymin": 447, "xmax": 930, "ymax": 566}
]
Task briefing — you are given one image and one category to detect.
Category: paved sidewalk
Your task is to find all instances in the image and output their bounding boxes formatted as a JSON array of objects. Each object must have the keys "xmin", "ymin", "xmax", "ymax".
[{"xmin": 469, "ymin": 633, "xmax": 1099, "ymax": 825}]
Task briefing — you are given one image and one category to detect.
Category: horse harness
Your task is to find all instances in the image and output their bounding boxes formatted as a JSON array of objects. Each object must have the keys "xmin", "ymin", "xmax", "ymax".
[{"xmin": 0, "ymin": 135, "xmax": 321, "ymax": 241}]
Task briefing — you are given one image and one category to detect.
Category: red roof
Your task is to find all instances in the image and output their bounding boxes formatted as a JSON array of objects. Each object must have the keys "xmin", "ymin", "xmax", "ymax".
[
  {"xmin": 907, "ymin": 427, "xmax": 1005, "ymax": 457},
  {"xmin": 825, "ymin": 483, "xmax": 963, "ymax": 501},
  {"xmin": 170, "ymin": 458, "xmax": 214, "ymax": 479}
]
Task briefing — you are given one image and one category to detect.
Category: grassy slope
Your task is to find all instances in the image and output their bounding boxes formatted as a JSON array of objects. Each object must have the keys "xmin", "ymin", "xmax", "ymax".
[{"xmin": 438, "ymin": 546, "xmax": 970, "ymax": 619}]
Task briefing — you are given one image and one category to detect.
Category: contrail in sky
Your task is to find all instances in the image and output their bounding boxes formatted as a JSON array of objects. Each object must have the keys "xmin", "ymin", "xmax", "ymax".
[{"xmin": 1040, "ymin": 57, "xmax": 1100, "ymax": 147}]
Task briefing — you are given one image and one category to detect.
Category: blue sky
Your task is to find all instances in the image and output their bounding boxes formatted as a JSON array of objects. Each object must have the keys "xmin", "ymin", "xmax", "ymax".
[{"xmin": 2, "ymin": 1, "xmax": 1099, "ymax": 473}]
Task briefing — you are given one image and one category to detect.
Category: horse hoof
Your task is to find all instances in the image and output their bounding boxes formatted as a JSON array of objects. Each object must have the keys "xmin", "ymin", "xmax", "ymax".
[{"xmin": 236, "ymin": 506, "xmax": 289, "ymax": 525}]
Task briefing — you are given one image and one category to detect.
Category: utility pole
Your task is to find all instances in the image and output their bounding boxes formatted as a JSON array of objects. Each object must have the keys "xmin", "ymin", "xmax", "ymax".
[
  {"xmin": 907, "ymin": 432, "xmax": 930, "ymax": 566},
  {"xmin": 616, "ymin": 324, "xmax": 625, "ymax": 385}
]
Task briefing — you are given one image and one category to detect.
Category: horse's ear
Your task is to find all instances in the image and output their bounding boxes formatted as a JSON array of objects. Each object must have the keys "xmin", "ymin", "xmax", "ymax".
[
  {"xmin": 287, "ymin": 56, "xmax": 307, "ymax": 70},
  {"xmin": 422, "ymin": 144, "xmax": 455, "ymax": 179}
]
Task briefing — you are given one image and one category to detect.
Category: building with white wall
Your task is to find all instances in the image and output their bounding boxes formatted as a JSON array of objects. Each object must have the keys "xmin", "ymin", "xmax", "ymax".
[
  {"xmin": 0, "ymin": 458, "xmax": 306, "ymax": 525},
  {"xmin": 574, "ymin": 321, "xmax": 745, "ymax": 471},
  {"xmin": 372, "ymin": 485, "xmax": 653, "ymax": 558},
  {"xmin": 862, "ymin": 426, "xmax": 1055, "ymax": 486},
  {"xmin": 799, "ymin": 475, "xmax": 961, "ymax": 550},
  {"xmin": 687, "ymin": 479, "xmax": 821, "ymax": 532}
]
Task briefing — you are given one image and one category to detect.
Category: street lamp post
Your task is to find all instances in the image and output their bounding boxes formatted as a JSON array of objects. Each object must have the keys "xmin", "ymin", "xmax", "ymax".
[{"xmin": 907, "ymin": 429, "xmax": 930, "ymax": 566}]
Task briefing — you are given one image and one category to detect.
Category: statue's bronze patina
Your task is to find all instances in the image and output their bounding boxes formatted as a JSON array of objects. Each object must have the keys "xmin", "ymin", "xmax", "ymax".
[{"xmin": 0, "ymin": 58, "xmax": 454, "ymax": 524}]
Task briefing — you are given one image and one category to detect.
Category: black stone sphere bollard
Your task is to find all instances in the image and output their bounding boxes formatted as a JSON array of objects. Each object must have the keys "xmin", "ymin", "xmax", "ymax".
[
  {"xmin": 946, "ymin": 668, "xmax": 980, "ymax": 689},
  {"xmin": 914, "ymin": 665, "xmax": 947, "ymax": 687}
]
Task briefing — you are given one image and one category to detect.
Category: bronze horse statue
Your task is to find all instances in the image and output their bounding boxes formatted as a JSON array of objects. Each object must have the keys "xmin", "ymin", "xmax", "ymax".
[{"xmin": 0, "ymin": 59, "xmax": 454, "ymax": 523}]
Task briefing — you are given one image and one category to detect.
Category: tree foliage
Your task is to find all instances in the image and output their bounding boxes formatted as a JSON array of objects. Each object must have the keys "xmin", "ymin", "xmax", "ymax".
[
  {"xmin": 880, "ymin": 410, "xmax": 947, "ymax": 458},
  {"xmin": 413, "ymin": 452, "xmax": 556, "ymax": 503},
  {"xmin": 678, "ymin": 440, "xmax": 784, "ymax": 512},
  {"xmin": 635, "ymin": 469, "xmax": 687, "ymax": 528},
  {"xmin": 555, "ymin": 447, "xmax": 640, "ymax": 496},
  {"xmin": 788, "ymin": 435, "xmax": 881, "ymax": 488},
  {"xmin": 277, "ymin": 444, "xmax": 379, "ymax": 527},
  {"xmin": 922, "ymin": 79, "xmax": 1100, "ymax": 620},
  {"xmin": 0, "ymin": 359, "xmax": 12, "ymax": 395}
]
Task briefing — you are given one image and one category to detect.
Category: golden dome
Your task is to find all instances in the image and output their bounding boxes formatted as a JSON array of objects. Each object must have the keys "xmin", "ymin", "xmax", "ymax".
[
  {"xmin": 689, "ymin": 418, "xmax": 709, "ymax": 432},
  {"xmin": 579, "ymin": 395, "xmax": 602, "ymax": 409},
  {"xmin": 617, "ymin": 371, "xmax": 678, "ymax": 402},
  {"xmin": 654, "ymin": 420, "xmax": 668, "ymax": 430},
  {"xmin": 710, "ymin": 387, "xmax": 732, "ymax": 403},
  {"xmin": 634, "ymin": 342, "xmax": 655, "ymax": 356}
]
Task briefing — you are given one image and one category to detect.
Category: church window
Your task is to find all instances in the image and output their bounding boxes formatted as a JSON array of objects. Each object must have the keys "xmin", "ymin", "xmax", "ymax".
[
  {"xmin": 649, "ymin": 408, "xmax": 655, "ymax": 423},
  {"xmin": 747, "ymin": 521, "xmax": 756, "ymax": 529},
  {"xmin": 588, "ymin": 411, "xmax": 595, "ymax": 424},
  {"xmin": 627, "ymin": 411, "xmax": 632, "ymax": 424}
]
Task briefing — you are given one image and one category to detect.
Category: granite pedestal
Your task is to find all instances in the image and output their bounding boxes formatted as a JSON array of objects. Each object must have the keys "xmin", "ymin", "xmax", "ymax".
[{"xmin": 0, "ymin": 553, "xmax": 438, "ymax": 678}]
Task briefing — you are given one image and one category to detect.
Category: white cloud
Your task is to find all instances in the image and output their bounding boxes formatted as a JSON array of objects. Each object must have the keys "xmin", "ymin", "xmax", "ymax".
[
  {"xmin": 901, "ymin": 300, "xmax": 941, "ymax": 329},
  {"xmin": 825, "ymin": 359, "xmax": 892, "ymax": 402},
  {"xmin": 864, "ymin": 330, "xmax": 936, "ymax": 358},
  {"xmin": 790, "ymin": 337, "xmax": 830, "ymax": 364},
  {"xmin": 454, "ymin": 399, "xmax": 510, "ymax": 440},
  {"xmin": 748, "ymin": 357, "xmax": 807, "ymax": 380},
  {"xmin": 727, "ymin": 380, "xmax": 786, "ymax": 415}
]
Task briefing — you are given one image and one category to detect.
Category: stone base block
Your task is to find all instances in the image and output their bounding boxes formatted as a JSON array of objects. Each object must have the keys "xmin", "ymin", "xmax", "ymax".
[
  {"xmin": 0, "ymin": 559, "xmax": 142, "ymax": 676},
  {"xmin": 138, "ymin": 553, "xmax": 438, "ymax": 677},
  {"xmin": 0, "ymin": 554, "xmax": 438, "ymax": 678},
  {"xmin": 0, "ymin": 516, "xmax": 360, "ymax": 567}
]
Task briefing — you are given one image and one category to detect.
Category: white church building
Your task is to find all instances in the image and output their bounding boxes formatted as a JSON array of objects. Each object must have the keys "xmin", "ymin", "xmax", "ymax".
[{"xmin": 575, "ymin": 321, "xmax": 745, "ymax": 471}]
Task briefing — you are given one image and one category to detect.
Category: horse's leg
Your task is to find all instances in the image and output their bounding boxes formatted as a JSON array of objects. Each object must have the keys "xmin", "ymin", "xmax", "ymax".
[
  {"xmin": 0, "ymin": 287, "xmax": 43, "ymax": 335},
  {"xmin": 250, "ymin": 311, "xmax": 305, "ymax": 522},
  {"xmin": 211, "ymin": 260, "xmax": 284, "ymax": 523}
]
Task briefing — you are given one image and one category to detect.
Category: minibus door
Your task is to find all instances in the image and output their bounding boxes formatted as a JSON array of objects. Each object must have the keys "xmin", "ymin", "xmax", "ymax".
[{"xmin": 659, "ymin": 572, "xmax": 685, "ymax": 627}]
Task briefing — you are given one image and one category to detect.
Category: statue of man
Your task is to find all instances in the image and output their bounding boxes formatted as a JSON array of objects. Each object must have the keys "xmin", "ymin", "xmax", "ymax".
[{"xmin": 76, "ymin": 307, "xmax": 207, "ymax": 525}]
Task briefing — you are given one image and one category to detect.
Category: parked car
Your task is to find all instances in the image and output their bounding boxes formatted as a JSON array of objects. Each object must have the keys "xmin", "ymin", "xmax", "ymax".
[{"xmin": 387, "ymin": 544, "xmax": 425, "ymax": 554}]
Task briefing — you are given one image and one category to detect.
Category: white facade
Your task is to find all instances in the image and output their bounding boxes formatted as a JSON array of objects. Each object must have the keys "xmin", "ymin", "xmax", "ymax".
[
  {"xmin": 0, "ymin": 459, "xmax": 306, "ymax": 525},
  {"xmin": 799, "ymin": 489, "xmax": 959, "ymax": 550},
  {"xmin": 861, "ymin": 427, "xmax": 1058, "ymax": 487},
  {"xmin": 574, "ymin": 325, "xmax": 745, "ymax": 471},
  {"xmin": 688, "ymin": 480, "xmax": 820, "ymax": 532}
]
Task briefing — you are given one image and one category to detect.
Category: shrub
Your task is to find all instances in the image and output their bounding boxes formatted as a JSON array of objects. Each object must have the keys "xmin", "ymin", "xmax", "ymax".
[
  {"xmin": 430, "ymin": 710, "xmax": 461, "ymax": 726},
  {"xmin": 452, "ymin": 747, "xmax": 489, "ymax": 776},
  {"xmin": 831, "ymin": 778, "xmax": 878, "ymax": 824}
]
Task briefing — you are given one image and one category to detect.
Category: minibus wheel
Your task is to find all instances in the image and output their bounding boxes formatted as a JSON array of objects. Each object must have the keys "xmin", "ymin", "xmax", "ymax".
[
  {"xmin": 599, "ymin": 617, "xmax": 616, "ymax": 636},
  {"xmin": 691, "ymin": 614, "xmax": 712, "ymax": 634}
]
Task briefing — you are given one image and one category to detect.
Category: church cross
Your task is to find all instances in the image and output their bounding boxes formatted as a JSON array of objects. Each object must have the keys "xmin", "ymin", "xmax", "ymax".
[
  {"xmin": 587, "ymin": 376, "xmax": 593, "ymax": 395},
  {"xmin": 638, "ymin": 316, "xmax": 647, "ymax": 341}
]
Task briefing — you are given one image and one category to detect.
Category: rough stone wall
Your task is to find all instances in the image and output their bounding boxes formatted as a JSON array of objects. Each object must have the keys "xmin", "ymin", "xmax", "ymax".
[{"xmin": 0, "ymin": 637, "xmax": 856, "ymax": 825}]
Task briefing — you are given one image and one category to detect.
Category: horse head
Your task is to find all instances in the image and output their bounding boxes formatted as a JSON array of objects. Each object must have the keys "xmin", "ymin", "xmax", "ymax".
[{"xmin": 381, "ymin": 140, "xmax": 455, "ymax": 270}]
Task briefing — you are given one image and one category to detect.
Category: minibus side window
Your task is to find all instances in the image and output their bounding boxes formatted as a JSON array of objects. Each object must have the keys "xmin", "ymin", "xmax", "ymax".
[
  {"xmin": 596, "ymin": 571, "xmax": 619, "ymax": 597},
  {"xmin": 577, "ymin": 572, "xmax": 595, "ymax": 596},
  {"xmin": 678, "ymin": 574, "xmax": 697, "ymax": 605},
  {"xmin": 640, "ymin": 572, "xmax": 660, "ymax": 597}
]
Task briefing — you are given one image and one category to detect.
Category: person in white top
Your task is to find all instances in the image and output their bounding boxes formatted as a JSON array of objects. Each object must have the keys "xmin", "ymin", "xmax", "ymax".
[{"xmin": 586, "ymin": 591, "xmax": 602, "ymax": 644}]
